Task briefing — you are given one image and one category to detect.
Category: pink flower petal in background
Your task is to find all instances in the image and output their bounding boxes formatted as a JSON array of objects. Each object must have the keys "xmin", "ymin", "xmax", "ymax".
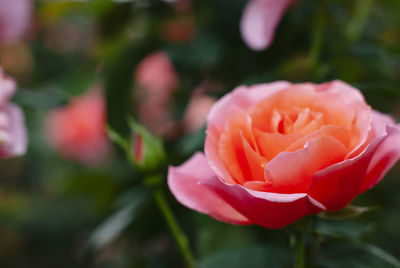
[
  {"xmin": 135, "ymin": 51, "xmax": 178, "ymax": 95},
  {"xmin": 0, "ymin": 67, "xmax": 17, "ymax": 105},
  {"xmin": 135, "ymin": 52, "xmax": 179, "ymax": 137},
  {"xmin": 0, "ymin": 104, "xmax": 27, "ymax": 158},
  {"xmin": 0, "ymin": 67, "xmax": 27, "ymax": 158},
  {"xmin": 183, "ymin": 94, "xmax": 216, "ymax": 133},
  {"xmin": 240, "ymin": 0, "xmax": 294, "ymax": 51},
  {"xmin": 0, "ymin": 0, "xmax": 33, "ymax": 44}
]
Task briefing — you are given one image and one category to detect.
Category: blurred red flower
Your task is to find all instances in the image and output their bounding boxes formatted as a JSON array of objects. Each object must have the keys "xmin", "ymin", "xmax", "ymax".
[{"xmin": 45, "ymin": 88, "xmax": 110, "ymax": 166}]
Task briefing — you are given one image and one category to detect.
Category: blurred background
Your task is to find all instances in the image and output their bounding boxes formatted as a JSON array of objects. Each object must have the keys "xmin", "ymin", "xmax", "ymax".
[{"xmin": 1, "ymin": 0, "xmax": 400, "ymax": 267}]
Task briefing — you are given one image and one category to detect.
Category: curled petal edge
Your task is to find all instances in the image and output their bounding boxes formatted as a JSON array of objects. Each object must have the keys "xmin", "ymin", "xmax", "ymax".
[
  {"xmin": 200, "ymin": 176, "xmax": 325, "ymax": 229},
  {"xmin": 167, "ymin": 152, "xmax": 251, "ymax": 225}
]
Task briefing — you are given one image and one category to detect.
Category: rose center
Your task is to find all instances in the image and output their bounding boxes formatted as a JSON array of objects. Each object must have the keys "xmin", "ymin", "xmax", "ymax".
[{"xmin": 270, "ymin": 108, "xmax": 324, "ymax": 135}]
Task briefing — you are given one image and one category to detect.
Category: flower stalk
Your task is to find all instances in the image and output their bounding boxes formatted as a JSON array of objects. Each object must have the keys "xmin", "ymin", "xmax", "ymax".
[
  {"xmin": 294, "ymin": 229, "xmax": 305, "ymax": 268},
  {"xmin": 145, "ymin": 175, "xmax": 196, "ymax": 268}
]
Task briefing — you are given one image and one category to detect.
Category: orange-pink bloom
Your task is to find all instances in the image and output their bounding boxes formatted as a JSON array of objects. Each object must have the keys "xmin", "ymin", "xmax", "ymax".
[
  {"xmin": 45, "ymin": 89, "xmax": 110, "ymax": 166},
  {"xmin": 168, "ymin": 81, "xmax": 400, "ymax": 228}
]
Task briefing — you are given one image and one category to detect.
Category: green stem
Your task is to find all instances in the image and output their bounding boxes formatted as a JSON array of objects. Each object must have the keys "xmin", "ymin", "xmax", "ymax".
[
  {"xmin": 346, "ymin": 0, "xmax": 373, "ymax": 42},
  {"xmin": 146, "ymin": 176, "xmax": 196, "ymax": 268},
  {"xmin": 294, "ymin": 230, "xmax": 305, "ymax": 268}
]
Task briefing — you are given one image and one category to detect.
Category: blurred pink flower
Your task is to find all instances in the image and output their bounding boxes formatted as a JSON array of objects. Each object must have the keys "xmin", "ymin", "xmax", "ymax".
[
  {"xmin": 183, "ymin": 94, "xmax": 216, "ymax": 133},
  {"xmin": 0, "ymin": 67, "xmax": 27, "ymax": 158},
  {"xmin": 0, "ymin": 0, "xmax": 33, "ymax": 44},
  {"xmin": 45, "ymin": 88, "xmax": 110, "ymax": 166},
  {"xmin": 135, "ymin": 51, "xmax": 178, "ymax": 95},
  {"xmin": 135, "ymin": 52, "xmax": 179, "ymax": 137},
  {"xmin": 240, "ymin": 0, "xmax": 295, "ymax": 51}
]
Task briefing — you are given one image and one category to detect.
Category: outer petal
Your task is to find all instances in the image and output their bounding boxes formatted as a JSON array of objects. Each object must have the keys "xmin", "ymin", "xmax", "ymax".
[
  {"xmin": 206, "ymin": 81, "xmax": 290, "ymax": 131},
  {"xmin": 168, "ymin": 152, "xmax": 251, "ymax": 224},
  {"xmin": 307, "ymin": 135, "xmax": 387, "ymax": 210},
  {"xmin": 370, "ymin": 109, "xmax": 396, "ymax": 137},
  {"xmin": 201, "ymin": 176, "xmax": 324, "ymax": 229},
  {"xmin": 0, "ymin": 104, "xmax": 27, "ymax": 158},
  {"xmin": 361, "ymin": 125, "xmax": 400, "ymax": 192},
  {"xmin": 240, "ymin": 0, "xmax": 294, "ymax": 51}
]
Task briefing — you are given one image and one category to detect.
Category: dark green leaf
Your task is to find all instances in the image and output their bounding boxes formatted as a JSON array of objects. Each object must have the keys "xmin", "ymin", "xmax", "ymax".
[{"xmin": 88, "ymin": 187, "xmax": 149, "ymax": 251}]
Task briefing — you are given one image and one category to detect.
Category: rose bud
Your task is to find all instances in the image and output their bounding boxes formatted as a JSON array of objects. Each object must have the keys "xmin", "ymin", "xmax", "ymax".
[
  {"xmin": 0, "ymin": 0, "xmax": 33, "ymax": 44},
  {"xmin": 240, "ymin": 0, "xmax": 295, "ymax": 51},
  {"xmin": 129, "ymin": 120, "xmax": 166, "ymax": 172},
  {"xmin": 168, "ymin": 81, "xmax": 400, "ymax": 228},
  {"xmin": 45, "ymin": 88, "xmax": 110, "ymax": 166},
  {"xmin": 0, "ymin": 67, "xmax": 27, "ymax": 158}
]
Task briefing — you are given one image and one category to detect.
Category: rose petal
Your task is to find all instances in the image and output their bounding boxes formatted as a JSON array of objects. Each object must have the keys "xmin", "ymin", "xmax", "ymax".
[
  {"xmin": 370, "ymin": 109, "xmax": 396, "ymax": 137},
  {"xmin": 286, "ymin": 125, "xmax": 350, "ymax": 152},
  {"xmin": 206, "ymin": 81, "xmax": 290, "ymax": 130},
  {"xmin": 168, "ymin": 152, "xmax": 251, "ymax": 224},
  {"xmin": 361, "ymin": 125, "xmax": 400, "ymax": 192},
  {"xmin": 201, "ymin": 176, "xmax": 324, "ymax": 229},
  {"xmin": 240, "ymin": 0, "xmax": 294, "ymax": 51},
  {"xmin": 241, "ymin": 133, "xmax": 267, "ymax": 181},
  {"xmin": 205, "ymin": 126, "xmax": 236, "ymax": 184},
  {"xmin": 253, "ymin": 128, "xmax": 301, "ymax": 160},
  {"xmin": 307, "ymin": 135, "xmax": 387, "ymax": 210},
  {"xmin": 263, "ymin": 136, "xmax": 348, "ymax": 193},
  {"xmin": 315, "ymin": 81, "xmax": 372, "ymax": 156}
]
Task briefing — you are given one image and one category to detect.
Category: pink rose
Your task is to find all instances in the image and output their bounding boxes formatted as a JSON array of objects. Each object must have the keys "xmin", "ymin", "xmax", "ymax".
[
  {"xmin": 45, "ymin": 88, "xmax": 110, "ymax": 166},
  {"xmin": 240, "ymin": 0, "xmax": 295, "ymax": 51},
  {"xmin": 135, "ymin": 51, "xmax": 178, "ymax": 95},
  {"xmin": 168, "ymin": 81, "xmax": 400, "ymax": 228},
  {"xmin": 0, "ymin": 0, "xmax": 33, "ymax": 44},
  {"xmin": 0, "ymin": 67, "xmax": 27, "ymax": 158}
]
